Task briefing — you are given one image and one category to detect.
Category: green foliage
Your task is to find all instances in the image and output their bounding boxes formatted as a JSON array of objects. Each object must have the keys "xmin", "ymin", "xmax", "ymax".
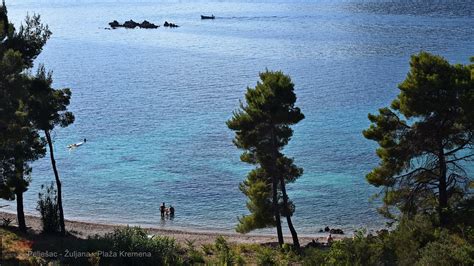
[
  {"xmin": 203, "ymin": 240, "xmax": 251, "ymax": 265},
  {"xmin": 36, "ymin": 183, "xmax": 60, "ymax": 234},
  {"xmin": 200, "ymin": 243, "xmax": 214, "ymax": 256},
  {"xmin": 214, "ymin": 236, "xmax": 236, "ymax": 265},
  {"xmin": 417, "ymin": 231, "xmax": 474, "ymax": 266},
  {"xmin": 91, "ymin": 226, "xmax": 182, "ymax": 265},
  {"xmin": 3, "ymin": 221, "xmax": 473, "ymax": 265},
  {"xmin": 363, "ymin": 52, "xmax": 474, "ymax": 223},
  {"xmin": 227, "ymin": 70, "xmax": 304, "ymax": 247},
  {"xmin": 256, "ymin": 247, "xmax": 276, "ymax": 265},
  {"xmin": 0, "ymin": 1, "xmax": 51, "ymax": 232},
  {"xmin": 236, "ymin": 175, "xmax": 275, "ymax": 233},
  {"xmin": 303, "ymin": 215, "xmax": 474, "ymax": 265},
  {"xmin": 451, "ymin": 196, "xmax": 474, "ymax": 231},
  {"xmin": 302, "ymin": 247, "xmax": 328, "ymax": 266},
  {"xmin": 28, "ymin": 66, "xmax": 74, "ymax": 131},
  {"xmin": 19, "ymin": 20, "xmax": 75, "ymax": 236},
  {"xmin": 184, "ymin": 239, "xmax": 205, "ymax": 264}
]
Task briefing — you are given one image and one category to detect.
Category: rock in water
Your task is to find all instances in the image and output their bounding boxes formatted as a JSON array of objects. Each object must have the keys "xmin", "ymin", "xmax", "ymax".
[
  {"xmin": 108, "ymin": 19, "xmax": 162, "ymax": 30},
  {"xmin": 139, "ymin": 20, "xmax": 159, "ymax": 29},
  {"xmin": 329, "ymin": 228, "xmax": 344, "ymax": 235},
  {"xmin": 164, "ymin": 21, "xmax": 179, "ymax": 28},
  {"xmin": 123, "ymin": 20, "xmax": 139, "ymax": 28},
  {"xmin": 109, "ymin": 20, "xmax": 121, "ymax": 28}
]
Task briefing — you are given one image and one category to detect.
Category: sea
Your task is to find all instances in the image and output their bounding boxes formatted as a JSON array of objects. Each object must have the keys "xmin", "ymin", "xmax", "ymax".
[{"xmin": 4, "ymin": 0, "xmax": 473, "ymax": 235}]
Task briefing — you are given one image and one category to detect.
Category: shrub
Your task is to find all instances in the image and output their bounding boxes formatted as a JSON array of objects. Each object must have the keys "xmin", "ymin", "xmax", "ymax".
[
  {"xmin": 36, "ymin": 183, "xmax": 60, "ymax": 234},
  {"xmin": 91, "ymin": 226, "xmax": 182, "ymax": 265},
  {"xmin": 184, "ymin": 239, "xmax": 205, "ymax": 264},
  {"xmin": 215, "ymin": 236, "xmax": 235, "ymax": 265},
  {"xmin": 302, "ymin": 247, "xmax": 328, "ymax": 266},
  {"xmin": 234, "ymin": 253, "xmax": 246, "ymax": 265},
  {"xmin": 417, "ymin": 230, "xmax": 474, "ymax": 266},
  {"xmin": 186, "ymin": 249, "xmax": 205, "ymax": 264},
  {"xmin": 256, "ymin": 247, "xmax": 276, "ymax": 265},
  {"xmin": 302, "ymin": 215, "xmax": 474, "ymax": 265},
  {"xmin": 201, "ymin": 243, "xmax": 214, "ymax": 255}
]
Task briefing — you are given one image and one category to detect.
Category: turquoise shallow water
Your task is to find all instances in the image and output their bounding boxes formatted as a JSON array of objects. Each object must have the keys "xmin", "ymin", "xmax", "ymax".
[{"xmin": 3, "ymin": 0, "xmax": 473, "ymax": 234}]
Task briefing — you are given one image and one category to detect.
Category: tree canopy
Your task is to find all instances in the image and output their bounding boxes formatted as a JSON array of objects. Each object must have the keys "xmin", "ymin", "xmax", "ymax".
[
  {"xmin": 0, "ymin": 1, "xmax": 73, "ymax": 234},
  {"xmin": 363, "ymin": 52, "xmax": 474, "ymax": 225},
  {"xmin": 28, "ymin": 64, "xmax": 75, "ymax": 235},
  {"xmin": 227, "ymin": 70, "xmax": 304, "ymax": 249},
  {"xmin": 0, "ymin": 2, "xmax": 49, "ymax": 231}
]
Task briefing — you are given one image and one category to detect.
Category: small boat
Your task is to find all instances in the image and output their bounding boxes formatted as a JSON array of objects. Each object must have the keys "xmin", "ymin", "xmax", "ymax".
[{"xmin": 201, "ymin": 15, "xmax": 215, "ymax": 20}]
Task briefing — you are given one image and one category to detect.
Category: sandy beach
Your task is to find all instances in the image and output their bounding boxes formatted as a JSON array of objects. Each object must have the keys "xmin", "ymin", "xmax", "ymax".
[{"xmin": 0, "ymin": 211, "xmax": 334, "ymax": 246}]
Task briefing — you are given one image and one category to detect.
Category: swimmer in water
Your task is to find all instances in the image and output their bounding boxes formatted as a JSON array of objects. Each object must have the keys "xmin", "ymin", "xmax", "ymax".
[{"xmin": 68, "ymin": 138, "xmax": 87, "ymax": 150}]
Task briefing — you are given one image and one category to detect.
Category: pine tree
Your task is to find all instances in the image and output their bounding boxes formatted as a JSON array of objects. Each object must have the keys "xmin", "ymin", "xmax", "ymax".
[
  {"xmin": 227, "ymin": 70, "xmax": 304, "ymax": 249},
  {"xmin": 363, "ymin": 52, "xmax": 474, "ymax": 225},
  {"xmin": 28, "ymin": 66, "xmax": 74, "ymax": 236},
  {"xmin": 0, "ymin": 1, "xmax": 49, "ymax": 232}
]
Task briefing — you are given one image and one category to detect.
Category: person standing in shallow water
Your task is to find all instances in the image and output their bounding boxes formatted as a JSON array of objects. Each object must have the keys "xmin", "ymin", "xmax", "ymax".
[
  {"xmin": 169, "ymin": 205, "xmax": 175, "ymax": 217},
  {"xmin": 160, "ymin": 202, "xmax": 166, "ymax": 217}
]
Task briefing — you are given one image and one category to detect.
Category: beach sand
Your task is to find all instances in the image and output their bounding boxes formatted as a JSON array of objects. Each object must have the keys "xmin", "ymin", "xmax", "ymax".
[{"xmin": 0, "ymin": 211, "xmax": 335, "ymax": 246}]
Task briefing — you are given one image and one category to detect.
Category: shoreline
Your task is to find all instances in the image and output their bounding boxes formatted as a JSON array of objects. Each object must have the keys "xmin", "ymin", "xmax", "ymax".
[{"xmin": 0, "ymin": 211, "xmax": 339, "ymax": 246}]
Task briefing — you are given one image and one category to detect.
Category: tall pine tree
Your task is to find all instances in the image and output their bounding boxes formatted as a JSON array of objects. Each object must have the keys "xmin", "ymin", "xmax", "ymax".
[
  {"xmin": 363, "ymin": 52, "xmax": 474, "ymax": 225},
  {"xmin": 0, "ymin": 1, "xmax": 49, "ymax": 232},
  {"xmin": 227, "ymin": 70, "xmax": 304, "ymax": 249},
  {"xmin": 28, "ymin": 66, "xmax": 74, "ymax": 236}
]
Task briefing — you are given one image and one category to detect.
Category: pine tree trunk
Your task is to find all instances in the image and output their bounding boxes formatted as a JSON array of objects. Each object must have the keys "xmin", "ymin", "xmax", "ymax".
[
  {"xmin": 16, "ymin": 190, "xmax": 27, "ymax": 232},
  {"xmin": 45, "ymin": 130, "xmax": 66, "ymax": 235},
  {"xmin": 270, "ymin": 127, "xmax": 284, "ymax": 246},
  {"xmin": 438, "ymin": 148, "xmax": 448, "ymax": 226},
  {"xmin": 14, "ymin": 162, "xmax": 27, "ymax": 232},
  {"xmin": 272, "ymin": 177, "xmax": 284, "ymax": 246},
  {"xmin": 279, "ymin": 177, "xmax": 300, "ymax": 251}
]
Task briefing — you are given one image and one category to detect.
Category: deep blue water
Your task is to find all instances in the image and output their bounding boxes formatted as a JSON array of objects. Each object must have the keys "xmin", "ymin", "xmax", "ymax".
[{"xmin": 3, "ymin": 0, "xmax": 473, "ymax": 235}]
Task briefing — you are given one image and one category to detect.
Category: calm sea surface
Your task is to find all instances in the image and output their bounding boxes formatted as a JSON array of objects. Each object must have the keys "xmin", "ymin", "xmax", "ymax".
[{"xmin": 4, "ymin": 0, "xmax": 473, "ymax": 235}]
